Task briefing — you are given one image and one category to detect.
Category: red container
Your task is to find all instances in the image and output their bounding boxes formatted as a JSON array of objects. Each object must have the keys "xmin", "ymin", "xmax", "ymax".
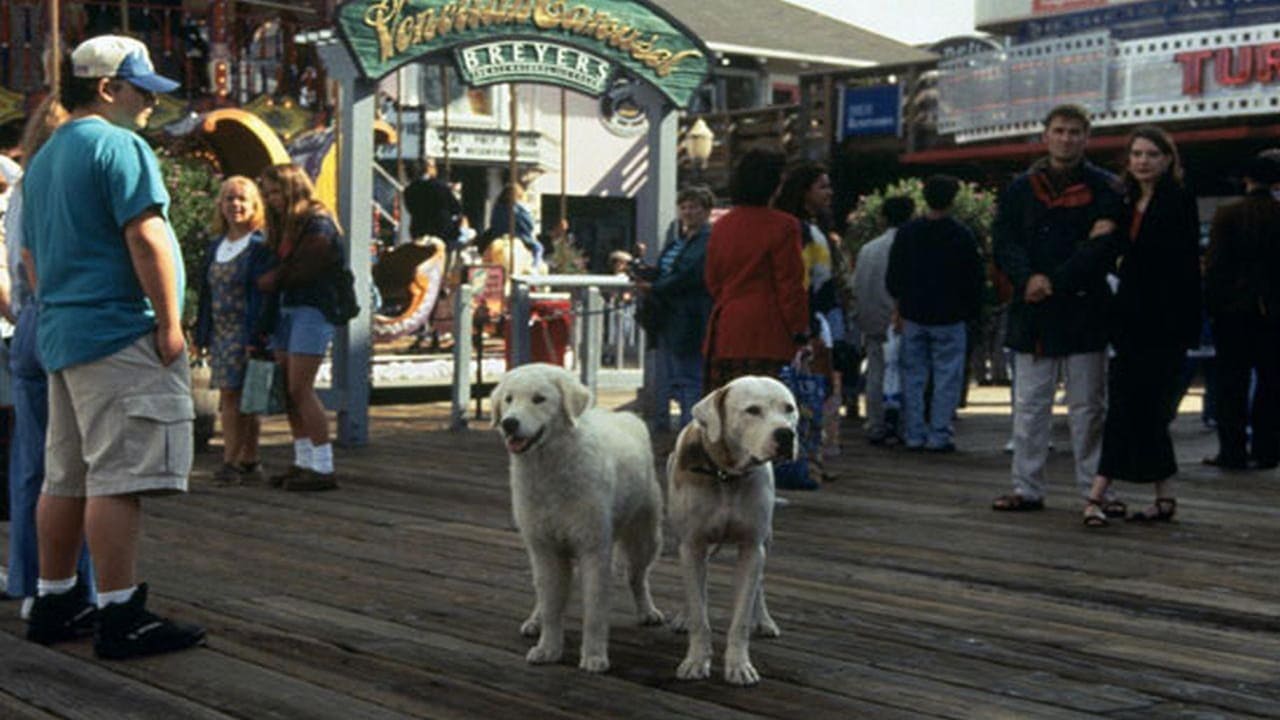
[{"xmin": 507, "ymin": 299, "xmax": 573, "ymax": 367}]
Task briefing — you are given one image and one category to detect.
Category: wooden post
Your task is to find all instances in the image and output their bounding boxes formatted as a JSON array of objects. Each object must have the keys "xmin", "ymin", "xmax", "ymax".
[
  {"xmin": 450, "ymin": 284, "xmax": 475, "ymax": 431},
  {"xmin": 49, "ymin": 0, "xmax": 60, "ymax": 91},
  {"xmin": 509, "ymin": 281, "xmax": 531, "ymax": 367},
  {"xmin": 580, "ymin": 286, "xmax": 603, "ymax": 398},
  {"xmin": 507, "ymin": 83, "xmax": 518, "ymax": 282},
  {"xmin": 332, "ymin": 77, "xmax": 376, "ymax": 446},
  {"xmin": 559, "ymin": 88, "xmax": 567, "ymax": 226},
  {"xmin": 441, "ymin": 64, "xmax": 451, "ymax": 178}
]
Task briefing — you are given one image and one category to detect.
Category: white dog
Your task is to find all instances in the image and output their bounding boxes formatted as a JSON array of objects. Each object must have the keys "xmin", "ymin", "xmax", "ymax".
[
  {"xmin": 667, "ymin": 375, "xmax": 798, "ymax": 685},
  {"xmin": 492, "ymin": 363, "xmax": 665, "ymax": 673}
]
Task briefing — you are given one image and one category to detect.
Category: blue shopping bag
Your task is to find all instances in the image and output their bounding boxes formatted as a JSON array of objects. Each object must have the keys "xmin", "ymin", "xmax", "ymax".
[{"xmin": 773, "ymin": 352, "xmax": 827, "ymax": 491}]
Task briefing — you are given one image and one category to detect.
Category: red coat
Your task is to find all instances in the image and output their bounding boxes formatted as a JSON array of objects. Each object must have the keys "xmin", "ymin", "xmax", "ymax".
[{"xmin": 703, "ymin": 206, "xmax": 809, "ymax": 362}]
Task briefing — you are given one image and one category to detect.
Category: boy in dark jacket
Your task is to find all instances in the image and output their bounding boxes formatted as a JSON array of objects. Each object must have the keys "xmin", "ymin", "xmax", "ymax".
[{"xmin": 887, "ymin": 175, "xmax": 984, "ymax": 452}]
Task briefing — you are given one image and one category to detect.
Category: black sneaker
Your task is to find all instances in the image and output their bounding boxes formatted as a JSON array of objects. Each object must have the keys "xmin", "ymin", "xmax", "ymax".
[
  {"xmin": 26, "ymin": 578, "xmax": 97, "ymax": 645},
  {"xmin": 283, "ymin": 469, "xmax": 339, "ymax": 492},
  {"xmin": 94, "ymin": 584, "xmax": 206, "ymax": 660},
  {"xmin": 268, "ymin": 464, "xmax": 305, "ymax": 488}
]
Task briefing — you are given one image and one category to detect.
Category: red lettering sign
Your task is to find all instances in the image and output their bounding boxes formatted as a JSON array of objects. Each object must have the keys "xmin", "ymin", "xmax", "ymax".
[{"xmin": 1176, "ymin": 43, "xmax": 1280, "ymax": 95}]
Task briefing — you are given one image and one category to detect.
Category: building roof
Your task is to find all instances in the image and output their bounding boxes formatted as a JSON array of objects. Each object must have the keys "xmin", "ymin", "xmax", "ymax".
[{"xmin": 654, "ymin": 0, "xmax": 937, "ymax": 69}]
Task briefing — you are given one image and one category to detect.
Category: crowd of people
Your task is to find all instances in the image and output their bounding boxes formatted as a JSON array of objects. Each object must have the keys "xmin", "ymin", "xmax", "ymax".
[
  {"xmin": 635, "ymin": 102, "xmax": 1280, "ymax": 525},
  {"xmin": 0, "ymin": 29, "xmax": 1277, "ymax": 666}
]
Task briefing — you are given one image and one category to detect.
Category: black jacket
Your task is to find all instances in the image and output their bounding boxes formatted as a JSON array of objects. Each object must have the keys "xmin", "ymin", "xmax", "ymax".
[
  {"xmin": 1204, "ymin": 188, "xmax": 1280, "ymax": 319},
  {"xmin": 404, "ymin": 176, "xmax": 461, "ymax": 243},
  {"xmin": 1103, "ymin": 179, "xmax": 1203, "ymax": 351},
  {"xmin": 993, "ymin": 159, "xmax": 1124, "ymax": 355},
  {"xmin": 885, "ymin": 215, "xmax": 984, "ymax": 325}
]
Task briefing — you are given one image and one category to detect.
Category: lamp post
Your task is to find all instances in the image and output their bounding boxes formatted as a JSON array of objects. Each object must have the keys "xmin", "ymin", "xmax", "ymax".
[{"xmin": 685, "ymin": 117, "xmax": 714, "ymax": 185}]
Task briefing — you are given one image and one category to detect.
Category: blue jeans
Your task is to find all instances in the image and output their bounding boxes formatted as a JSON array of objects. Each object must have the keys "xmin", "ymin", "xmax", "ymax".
[
  {"xmin": 900, "ymin": 320, "xmax": 967, "ymax": 449},
  {"xmin": 7, "ymin": 306, "xmax": 95, "ymax": 600},
  {"xmin": 659, "ymin": 348, "xmax": 703, "ymax": 431}
]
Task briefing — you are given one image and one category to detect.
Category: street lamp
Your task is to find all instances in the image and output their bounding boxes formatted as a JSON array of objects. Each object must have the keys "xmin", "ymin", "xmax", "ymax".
[{"xmin": 686, "ymin": 117, "xmax": 714, "ymax": 171}]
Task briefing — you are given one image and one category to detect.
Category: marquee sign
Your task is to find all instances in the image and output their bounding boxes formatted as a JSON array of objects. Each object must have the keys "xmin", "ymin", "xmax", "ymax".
[
  {"xmin": 335, "ymin": 0, "xmax": 712, "ymax": 108},
  {"xmin": 937, "ymin": 22, "xmax": 1280, "ymax": 143}
]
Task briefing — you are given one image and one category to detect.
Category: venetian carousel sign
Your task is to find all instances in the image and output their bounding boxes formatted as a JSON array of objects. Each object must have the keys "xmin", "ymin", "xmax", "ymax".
[{"xmin": 336, "ymin": 0, "xmax": 712, "ymax": 107}]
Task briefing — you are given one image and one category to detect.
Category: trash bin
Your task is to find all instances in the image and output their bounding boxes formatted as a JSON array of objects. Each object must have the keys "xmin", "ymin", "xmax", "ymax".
[{"xmin": 508, "ymin": 298, "xmax": 573, "ymax": 368}]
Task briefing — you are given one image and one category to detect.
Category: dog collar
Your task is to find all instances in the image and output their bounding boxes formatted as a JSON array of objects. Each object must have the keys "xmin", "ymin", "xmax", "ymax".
[{"xmin": 689, "ymin": 464, "xmax": 738, "ymax": 482}]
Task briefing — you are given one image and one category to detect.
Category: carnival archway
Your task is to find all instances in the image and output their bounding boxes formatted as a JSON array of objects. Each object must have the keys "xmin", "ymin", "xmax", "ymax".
[{"xmin": 309, "ymin": 0, "xmax": 712, "ymax": 445}]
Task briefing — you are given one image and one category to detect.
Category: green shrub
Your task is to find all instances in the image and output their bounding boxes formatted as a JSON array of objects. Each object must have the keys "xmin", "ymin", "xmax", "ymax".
[
  {"xmin": 157, "ymin": 149, "xmax": 220, "ymax": 324},
  {"xmin": 843, "ymin": 177, "xmax": 997, "ymax": 258}
]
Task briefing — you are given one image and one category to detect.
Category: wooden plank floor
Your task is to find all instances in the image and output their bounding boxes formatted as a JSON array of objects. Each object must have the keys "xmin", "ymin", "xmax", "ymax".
[{"xmin": 1, "ymin": 385, "xmax": 1278, "ymax": 719}]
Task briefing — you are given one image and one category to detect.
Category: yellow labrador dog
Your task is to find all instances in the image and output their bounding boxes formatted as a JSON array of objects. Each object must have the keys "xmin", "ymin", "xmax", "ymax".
[
  {"xmin": 492, "ymin": 363, "xmax": 665, "ymax": 673},
  {"xmin": 667, "ymin": 375, "xmax": 798, "ymax": 685}
]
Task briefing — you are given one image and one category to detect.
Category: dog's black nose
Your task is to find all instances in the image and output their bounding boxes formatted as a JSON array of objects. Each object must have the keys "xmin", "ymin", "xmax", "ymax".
[
  {"xmin": 773, "ymin": 427, "xmax": 795, "ymax": 455},
  {"xmin": 501, "ymin": 417, "xmax": 521, "ymax": 435}
]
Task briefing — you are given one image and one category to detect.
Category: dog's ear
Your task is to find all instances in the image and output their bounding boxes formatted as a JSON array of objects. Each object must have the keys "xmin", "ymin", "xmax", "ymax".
[
  {"xmin": 488, "ymin": 380, "xmax": 506, "ymax": 428},
  {"xmin": 692, "ymin": 385, "xmax": 729, "ymax": 444},
  {"xmin": 556, "ymin": 371, "xmax": 592, "ymax": 424}
]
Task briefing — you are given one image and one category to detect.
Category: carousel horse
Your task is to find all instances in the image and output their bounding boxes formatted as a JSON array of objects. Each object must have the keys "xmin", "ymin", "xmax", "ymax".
[{"xmin": 372, "ymin": 236, "xmax": 448, "ymax": 342}]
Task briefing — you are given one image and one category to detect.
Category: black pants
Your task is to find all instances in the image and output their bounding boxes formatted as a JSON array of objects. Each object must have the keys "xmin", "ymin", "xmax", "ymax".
[{"xmin": 1213, "ymin": 314, "xmax": 1280, "ymax": 465}]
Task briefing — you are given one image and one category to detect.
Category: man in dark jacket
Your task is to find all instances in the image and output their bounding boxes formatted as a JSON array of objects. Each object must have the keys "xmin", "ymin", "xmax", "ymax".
[
  {"xmin": 1203, "ymin": 154, "xmax": 1280, "ymax": 470},
  {"xmin": 403, "ymin": 158, "xmax": 461, "ymax": 246},
  {"xmin": 991, "ymin": 104, "xmax": 1124, "ymax": 511},
  {"xmin": 886, "ymin": 176, "xmax": 983, "ymax": 452}
]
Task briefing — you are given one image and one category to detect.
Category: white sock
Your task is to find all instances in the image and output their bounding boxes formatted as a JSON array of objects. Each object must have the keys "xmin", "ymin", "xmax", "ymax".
[
  {"xmin": 97, "ymin": 585, "xmax": 138, "ymax": 609},
  {"xmin": 37, "ymin": 576, "xmax": 77, "ymax": 597},
  {"xmin": 311, "ymin": 443, "xmax": 334, "ymax": 474},
  {"xmin": 20, "ymin": 597, "xmax": 34, "ymax": 620},
  {"xmin": 293, "ymin": 438, "xmax": 313, "ymax": 468}
]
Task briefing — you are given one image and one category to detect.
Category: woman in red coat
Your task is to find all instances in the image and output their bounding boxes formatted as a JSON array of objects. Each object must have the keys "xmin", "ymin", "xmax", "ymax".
[{"xmin": 703, "ymin": 149, "xmax": 810, "ymax": 390}]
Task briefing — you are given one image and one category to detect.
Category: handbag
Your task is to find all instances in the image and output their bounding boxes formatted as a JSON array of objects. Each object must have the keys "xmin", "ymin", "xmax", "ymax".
[
  {"xmin": 240, "ymin": 357, "xmax": 287, "ymax": 415},
  {"xmin": 324, "ymin": 265, "xmax": 360, "ymax": 325},
  {"xmin": 772, "ymin": 348, "xmax": 828, "ymax": 491}
]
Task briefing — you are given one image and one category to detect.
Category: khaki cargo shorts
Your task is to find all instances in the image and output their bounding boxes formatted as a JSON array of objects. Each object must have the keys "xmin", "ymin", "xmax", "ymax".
[{"xmin": 44, "ymin": 334, "xmax": 194, "ymax": 497}]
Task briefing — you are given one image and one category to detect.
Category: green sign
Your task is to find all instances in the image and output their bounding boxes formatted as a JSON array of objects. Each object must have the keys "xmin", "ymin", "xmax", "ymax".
[
  {"xmin": 457, "ymin": 41, "xmax": 613, "ymax": 95},
  {"xmin": 335, "ymin": 0, "xmax": 711, "ymax": 107}
]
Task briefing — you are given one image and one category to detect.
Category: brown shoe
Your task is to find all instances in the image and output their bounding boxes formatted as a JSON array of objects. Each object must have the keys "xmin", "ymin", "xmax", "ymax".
[
  {"xmin": 238, "ymin": 462, "xmax": 266, "ymax": 485},
  {"xmin": 212, "ymin": 463, "xmax": 241, "ymax": 486},
  {"xmin": 283, "ymin": 469, "xmax": 338, "ymax": 492},
  {"xmin": 268, "ymin": 465, "xmax": 304, "ymax": 488}
]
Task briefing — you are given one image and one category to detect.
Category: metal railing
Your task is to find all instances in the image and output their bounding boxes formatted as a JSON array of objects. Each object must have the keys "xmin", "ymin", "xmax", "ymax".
[{"xmin": 450, "ymin": 274, "xmax": 643, "ymax": 429}]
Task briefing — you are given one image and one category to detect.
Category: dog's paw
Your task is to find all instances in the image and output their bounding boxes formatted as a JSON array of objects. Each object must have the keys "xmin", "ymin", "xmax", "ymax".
[
  {"xmin": 753, "ymin": 618, "xmax": 781, "ymax": 638},
  {"xmin": 519, "ymin": 617, "xmax": 541, "ymax": 637},
  {"xmin": 724, "ymin": 656, "xmax": 761, "ymax": 686},
  {"xmin": 579, "ymin": 653, "xmax": 610, "ymax": 673},
  {"xmin": 525, "ymin": 643, "xmax": 562, "ymax": 665},
  {"xmin": 668, "ymin": 611, "xmax": 689, "ymax": 633},
  {"xmin": 676, "ymin": 654, "xmax": 712, "ymax": 680},
  {"xmin": 638, "ymin": 607, "xmax": 665, "ymax": 626}
]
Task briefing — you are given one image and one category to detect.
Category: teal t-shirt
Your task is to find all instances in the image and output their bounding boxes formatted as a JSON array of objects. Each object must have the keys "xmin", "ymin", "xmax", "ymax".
[{"xmin": 21, "ymin": 117, "xmax": 185, "ymax": 372}]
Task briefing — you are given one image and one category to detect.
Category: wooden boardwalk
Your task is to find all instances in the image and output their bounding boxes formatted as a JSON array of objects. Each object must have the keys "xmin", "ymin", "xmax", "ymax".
[{"xmin": 1, "ymin": 386, "xmax": 1278, "ymax": 719}]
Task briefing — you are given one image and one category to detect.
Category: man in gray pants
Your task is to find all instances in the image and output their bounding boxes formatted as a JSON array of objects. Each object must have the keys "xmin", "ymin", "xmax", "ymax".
[
  {"xmin": 852, "ymin": 196, "xmax": 914, "ymax": 444},
  {"xmin": 991, "ymin": 104, "xmax": 1123, "ymax": 512}
]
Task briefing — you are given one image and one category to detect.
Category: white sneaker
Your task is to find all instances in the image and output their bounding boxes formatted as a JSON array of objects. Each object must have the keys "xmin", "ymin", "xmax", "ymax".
[{"xmin": 20, "ymin": 596, "xmax": 34, "ymax": 621}]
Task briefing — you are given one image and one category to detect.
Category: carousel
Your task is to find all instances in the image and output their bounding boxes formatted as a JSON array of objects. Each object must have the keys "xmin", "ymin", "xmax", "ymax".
[{"xmin": 166, "ymin": 0, "xmax": 712, "ymax": 444}]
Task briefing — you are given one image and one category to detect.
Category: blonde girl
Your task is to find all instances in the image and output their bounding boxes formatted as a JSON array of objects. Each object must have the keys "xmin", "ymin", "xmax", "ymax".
[
  {"xmin": 255, "ymin": 164, "xmax": 346, "ymax": 491},
  {"xmin": 193, "ymin": 175, "xmax": 275, "ymax": 485}
]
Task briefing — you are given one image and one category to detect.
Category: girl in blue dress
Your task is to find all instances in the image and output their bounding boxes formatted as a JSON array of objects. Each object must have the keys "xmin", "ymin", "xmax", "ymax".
[{"xmin": 194, "ymin": 176, "xmax": 276, "ymax": 485}]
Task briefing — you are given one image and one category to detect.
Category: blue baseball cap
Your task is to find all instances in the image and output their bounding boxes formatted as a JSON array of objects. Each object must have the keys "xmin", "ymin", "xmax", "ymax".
[{"xmin": 71, "ymin": 35, "xmax": 180, "ymax": 94}]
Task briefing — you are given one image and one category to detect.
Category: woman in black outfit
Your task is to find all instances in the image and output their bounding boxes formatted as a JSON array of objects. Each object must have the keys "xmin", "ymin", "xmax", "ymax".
[{"xmin": 1083, "ymin": 126, "xmax": 1202, "ymax": 527}]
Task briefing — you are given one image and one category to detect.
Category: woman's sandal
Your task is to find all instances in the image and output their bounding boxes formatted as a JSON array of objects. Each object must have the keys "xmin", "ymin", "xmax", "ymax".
[
  {"xmin": 1082, "ymin": 497, "xmax": 1109, "ymax": 528},
  {"xmin": 1101, "ymin": 498, "xmax": 1127, "ymax": 518},
  {"xmin": 1128, "ymin": 497, "xmax": 1177, "ymax": 523}
]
